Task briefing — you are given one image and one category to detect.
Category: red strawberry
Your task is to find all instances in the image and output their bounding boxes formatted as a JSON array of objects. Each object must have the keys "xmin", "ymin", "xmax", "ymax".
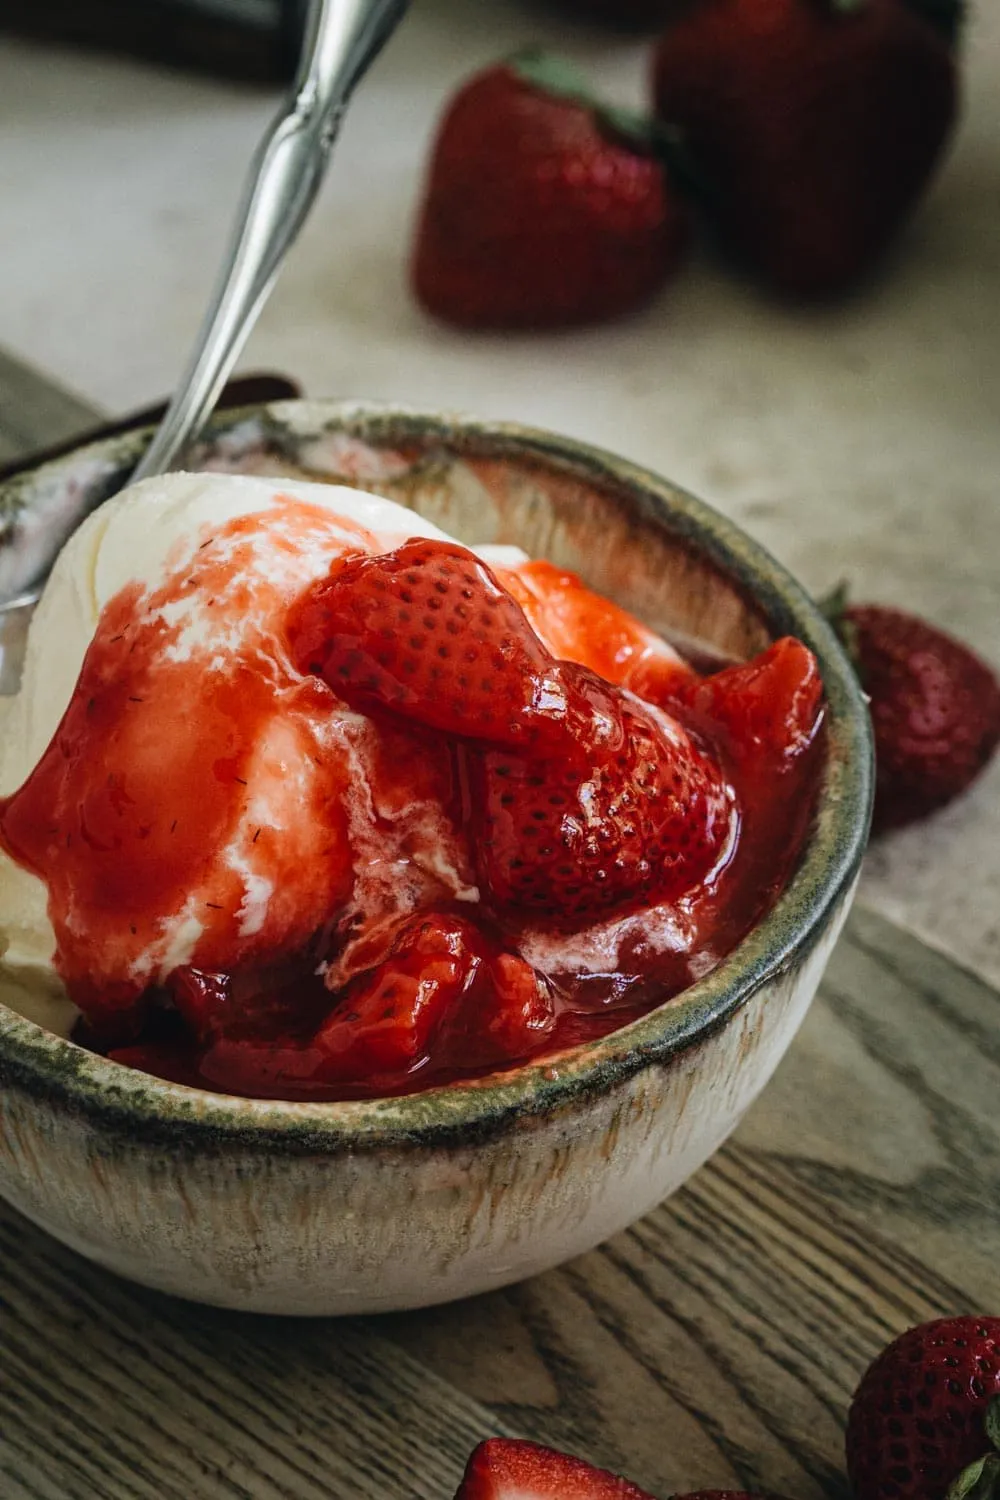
[
  {"xmin": 474, "ymin": 692, "xmax": 734, "ymax": 920},
  {"xmin": 190, "ymin": 915, "xmax": 557, "ymax": 1096},
  {"xmin": 651, "ymin": 0, "xmax": 958, "ymax": 295},
  {"xmin": 846, "ymin": 1317, "xmax": 1000, "ymax": 1500},
  {"xmin": 287, "ymin": 538, "xmax": 553, "ymax": 752},
  {"xmin": 293, "ymin": 537, "xmax": 736, "ymax": 923},
  {"xmin": 436, "ymin": 947, "xmax": 557, "ymax": 1071},
  {"xmin": 456, "ymin": 1438, "xmax": 656, "ymax": 1500},
  {"xmin": 196, "ymin": 914, "xmax": 483, "ymax": 1095},
  {"xmin": 412, "ymin": 52, "xmax": 687, "ymax": 328},
  {"xmin": 673, "ymin": 1494, "xmax": 791, "ymax": 1500},
  {"xmin": 829, "ymin": 599, "xmax": 1000, "ymax": 832},
  {"xmin": 672, "ymin": 637, "xmax": 824, "ymax": 774}
]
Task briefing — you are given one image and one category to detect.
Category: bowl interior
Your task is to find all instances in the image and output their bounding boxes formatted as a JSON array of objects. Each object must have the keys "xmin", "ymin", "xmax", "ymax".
[{"xmin": 0, "ymin": 401, "xmax": 873, "ymax": 1143}]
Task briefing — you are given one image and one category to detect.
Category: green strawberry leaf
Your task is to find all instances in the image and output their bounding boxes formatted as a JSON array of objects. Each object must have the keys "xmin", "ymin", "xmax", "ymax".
[
  {"xmin": 987, "ymin": 1396, "xmax": 1000, "ymax": 1453},
  {"xmin": 818, "ymin": 582, "xmax": 862, "ymax": 670},
  {"xmin": 509, "ymin": 49, "xmax": 595, "ymax": 105},
  {"xmin": 944, "ymin": 1404, "xmax": 1000, "ymax": 1500},
  {"xmin": 944, "ymin": 1454, "xmax": 1000, "ymax": 1500},
  {"xmin": 598, "ymin": 103, "xmax": 659, "ymax": 150}
]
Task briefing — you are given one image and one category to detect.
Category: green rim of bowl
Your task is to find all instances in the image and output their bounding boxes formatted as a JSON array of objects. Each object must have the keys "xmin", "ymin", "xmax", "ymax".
[{"xmin": 0, "ymin": 401, "xmax": 874, "ymax": 1151}]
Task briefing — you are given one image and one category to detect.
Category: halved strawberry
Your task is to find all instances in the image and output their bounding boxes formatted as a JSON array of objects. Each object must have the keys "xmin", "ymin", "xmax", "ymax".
[
  {"xmin": 287, "ymin": 539, "xmax": 554, "ymax": 751},
  {"xmin": 293, "ymin": 539, "xmax": 737, "ymax": 925},
  {"xmin": 456, "ymin": 1438, "xmax": 656, "ymax": 1500},
  {"xmin": 474, "ymin": 687, "xmax": 735, "ymax": 921}
]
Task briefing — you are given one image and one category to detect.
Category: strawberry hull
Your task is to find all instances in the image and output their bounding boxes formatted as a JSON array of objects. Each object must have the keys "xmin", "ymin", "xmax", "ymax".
[{"xmin": 0, "ymin": 401, "xmax": 873, "ymax": 1315}]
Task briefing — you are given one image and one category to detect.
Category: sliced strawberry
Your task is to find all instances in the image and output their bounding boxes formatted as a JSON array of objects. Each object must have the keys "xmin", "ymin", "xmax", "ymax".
[
  {"xmin": 438, "ymin": 948, "xmax": 557, "ymax": 1070},
  {"xmin": 673, "ymin": 637, "xmax": 824, "ymax": 773},
  {"xmin": 291, "ymin": 538, "xmax": 737, "ymax": 925},
  {"xmin": 288, "ymin": 538, "xmax": 554, "ymax": 751},
  {"xmin": 170, "ymin": 967, "xmax": 232, "ymax": 1041},
  {"xmin": 474, "ymin": 689, "xmax": 734, "ymax": 921},
  {"xmin": 197, "ymin": 912, "xmax": 479, "ymax": 1095},
  {"xmin": 498, "ymin": 559, "xmax": 695, "ymax": 702},
  {"xmin": 456, "ymin": 1438, "xmax": 656, "ymax": 1500}
]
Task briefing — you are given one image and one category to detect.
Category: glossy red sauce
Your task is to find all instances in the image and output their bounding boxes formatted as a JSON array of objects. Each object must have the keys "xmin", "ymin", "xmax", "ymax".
[{"xmin": 0, "ymin": 508, "xmax": 824, "ymax": 1102}]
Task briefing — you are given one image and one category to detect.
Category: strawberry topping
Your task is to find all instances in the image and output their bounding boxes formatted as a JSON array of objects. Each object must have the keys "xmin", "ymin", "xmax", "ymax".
[
  {"xmin": 474, "ymin": 693, "xmax": 733, "ymax": 920},
  {"xmin": 3, "ymin": 528, "xmax": 825, "ymax": 1104},
  {"xmin": 112, "ymin": 913, "xmax": 557, "ymax": 1100},
  {"xmin": 673, "ymin": 636, "xmax": 824, "ymax": 776},
  {"xmin": 290, "ymin": 539, "xmax": 737, "ymax": 923}
]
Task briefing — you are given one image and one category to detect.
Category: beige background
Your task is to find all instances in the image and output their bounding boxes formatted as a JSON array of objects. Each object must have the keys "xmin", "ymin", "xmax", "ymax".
[{"xmin": 0, "ymin": 0, "xmax": 997, "ymax": 981}]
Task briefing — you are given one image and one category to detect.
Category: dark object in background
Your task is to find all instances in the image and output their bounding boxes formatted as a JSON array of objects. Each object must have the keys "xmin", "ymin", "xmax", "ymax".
[
  {"xmin": 650, "ymin": 0, "xmax": 958, "ymax": 297},
  {"xmin": 0, "ymin": 373, "xmax": 302, "ymax": 484},
  {"xmin": 0, "ymin": 0, "xmax": 309, "ymax": 82}
]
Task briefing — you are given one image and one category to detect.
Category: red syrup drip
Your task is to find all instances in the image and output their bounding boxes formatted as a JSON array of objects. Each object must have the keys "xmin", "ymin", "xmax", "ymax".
[{"xmin": 0, "ymin": 527, "xmax": 824, "ymax": 1102}]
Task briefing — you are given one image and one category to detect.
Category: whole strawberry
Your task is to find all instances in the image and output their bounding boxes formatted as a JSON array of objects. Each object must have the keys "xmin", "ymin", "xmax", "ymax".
[
  {"xmin": 412, "ymin": 52, "xmax": 687, "ymax": 328},
  {"xmin": 651, "ymin": 0, "xmax": 958, "ymax": 295},
  {"xmin": 830, "ymin": 598, "xmax": 1000, "ymax": 832},
  {"xmin": 846, "ymin": 1317, "xmax": 1000, "ymax": 1500}
]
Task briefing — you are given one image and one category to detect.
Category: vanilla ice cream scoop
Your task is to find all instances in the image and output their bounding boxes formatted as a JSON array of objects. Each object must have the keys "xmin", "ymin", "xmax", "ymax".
[{"xmin": 0, "ymin": 475, "xmax": 472, "ymax": 1031}]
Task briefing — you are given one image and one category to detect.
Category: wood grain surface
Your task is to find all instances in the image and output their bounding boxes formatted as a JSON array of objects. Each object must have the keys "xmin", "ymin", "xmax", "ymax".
[{"xmin": 1, "ymin": 354, "xmax": 997, "ymax": 1500}]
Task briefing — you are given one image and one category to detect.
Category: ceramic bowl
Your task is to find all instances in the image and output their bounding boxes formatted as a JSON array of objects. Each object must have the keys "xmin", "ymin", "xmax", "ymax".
[{"xmin": 0, "ymin": 400, "xmax": 873, "ymax": 1315}]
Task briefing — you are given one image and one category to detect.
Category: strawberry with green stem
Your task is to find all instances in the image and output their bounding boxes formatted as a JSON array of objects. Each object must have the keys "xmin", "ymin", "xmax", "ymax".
[
  {"xmin": 846, "ymin": 1317, "xmax": 1000, "ymax": 1500},
  {"xmin": 412, "ymin": 51, "xmax": 688, "ymax": 329}
]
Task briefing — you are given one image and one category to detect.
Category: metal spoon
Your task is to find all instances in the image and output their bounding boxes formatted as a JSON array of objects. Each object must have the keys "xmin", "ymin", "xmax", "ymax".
[{"xmin": 0, "ymin": 0, "xmax": 409, "ymax": 693}]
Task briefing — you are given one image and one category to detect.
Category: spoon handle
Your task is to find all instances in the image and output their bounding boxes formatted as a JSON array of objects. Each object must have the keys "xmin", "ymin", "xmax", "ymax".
[{"xmin": 132, "ymin": 0, "xmax": 410, "ymax": 483}]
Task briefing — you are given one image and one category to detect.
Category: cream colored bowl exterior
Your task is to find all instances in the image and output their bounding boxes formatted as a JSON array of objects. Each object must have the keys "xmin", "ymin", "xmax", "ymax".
[{"xmin": 0, "ymin": 403, "xmax": 872, "ymax": 1314}]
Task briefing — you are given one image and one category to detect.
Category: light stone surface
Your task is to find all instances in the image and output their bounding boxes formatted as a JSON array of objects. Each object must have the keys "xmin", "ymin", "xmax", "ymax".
[{"xmin": 0, "ymin": 0, "xmax": 997, "ymax": 982}]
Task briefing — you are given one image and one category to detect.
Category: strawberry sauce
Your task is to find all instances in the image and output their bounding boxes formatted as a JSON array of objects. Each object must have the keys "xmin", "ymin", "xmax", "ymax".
[{"xmin": 0, "ymin": 517, "xmax": 823, "ymax": 1102}]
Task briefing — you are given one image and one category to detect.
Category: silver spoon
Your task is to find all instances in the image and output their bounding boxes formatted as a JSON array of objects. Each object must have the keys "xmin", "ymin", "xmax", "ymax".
[{"xmin": 0, "ymin": 0, "xmax": 409, "ymax": 694}]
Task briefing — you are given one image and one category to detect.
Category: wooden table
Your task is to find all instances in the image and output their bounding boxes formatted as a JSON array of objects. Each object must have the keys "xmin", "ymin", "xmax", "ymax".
[{"xmin": 1, "ymin": 358, "xmax": 997, "ymax": 1500}]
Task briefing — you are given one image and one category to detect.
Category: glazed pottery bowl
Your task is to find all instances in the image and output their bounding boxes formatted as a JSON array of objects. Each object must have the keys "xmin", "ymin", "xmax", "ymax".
[{"xmin": 0, "ymin": 400, "xmax": 873, "ymax": 1315}]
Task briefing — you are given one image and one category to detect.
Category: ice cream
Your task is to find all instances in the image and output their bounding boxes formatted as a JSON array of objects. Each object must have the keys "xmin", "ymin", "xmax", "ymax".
[
  {"xmin": 0, "ymin": 471, "xmax": 823, "ymax": 1100},
  {"xmin": 0, "ymin": 474, "xmax": 486, "ymax": 1029}
]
